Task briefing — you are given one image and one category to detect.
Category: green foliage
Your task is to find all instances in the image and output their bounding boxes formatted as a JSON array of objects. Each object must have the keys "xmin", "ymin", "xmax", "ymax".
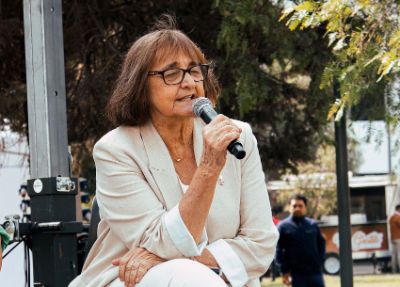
[
  {"xmin": 281, "ymin": 0, "xmax": 400, "ymax": 121},
  {"xmin": 214, "ymin": 0, "xmax": 334, "ymax": 174}
]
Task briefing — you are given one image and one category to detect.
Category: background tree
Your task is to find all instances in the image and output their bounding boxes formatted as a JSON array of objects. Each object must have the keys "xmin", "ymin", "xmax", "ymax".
[
  {"xmin": 0, "ymin": 0, "xmax": 334, "ymax": 191},
  {"xmin": 274, "ymin": 125, "xmax": 362, "ymax": 219},
  {"xmin": 281, "ymin": 0, "xmax": 400, "ymax": 123},
  {"xmin": 267, "ymin": 0, "xmax": 400, "ymax": 218},
  {"xmin": 214, "ymin": 0, "xmax": 333, "ymax": 177},
  {"xmin": 275, "ymin": 144, "xmax": 337, "ymax": 219}
]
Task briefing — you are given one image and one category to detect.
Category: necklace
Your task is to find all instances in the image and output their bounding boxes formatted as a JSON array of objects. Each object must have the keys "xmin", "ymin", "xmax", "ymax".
[
  {"xmin": 169, "ymin": 146, "xmax": 184, "ymax": 163},
  {"xmin": 168, "ymin": 136, "xmax": 193, "ymax": 163}
]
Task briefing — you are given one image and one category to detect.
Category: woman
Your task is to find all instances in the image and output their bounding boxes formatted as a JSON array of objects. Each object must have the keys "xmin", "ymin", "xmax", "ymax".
[{"xmin": 70, "ymin": 17, "xmax": 278, "ymax": 287}]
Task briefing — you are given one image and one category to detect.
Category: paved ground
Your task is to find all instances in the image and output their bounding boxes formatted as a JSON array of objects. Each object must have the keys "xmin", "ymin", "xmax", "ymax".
[
  {"xmin": 353, "ymin": 260, "xmax": 391, "ymax": 275},
  {"xmin": 263, "ymin": 259, "xmax": 393, "ymax": 282}
]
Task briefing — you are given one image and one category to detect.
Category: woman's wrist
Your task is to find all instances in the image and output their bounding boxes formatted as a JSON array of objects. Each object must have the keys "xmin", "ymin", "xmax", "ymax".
[
  {"xmin": 192, "ymin": 255, "xmax": 227, "ymax": 283},
  {"xmin": 198, "ymin": 158, "xmax": 224, "ymax": 174},
  {"xmin": 193, "ymin": 248, "xmax": 219, "ymax": 268},
  {"xmin": 193, "ymin": 165, "xmax": 221, "ymax": 191}
]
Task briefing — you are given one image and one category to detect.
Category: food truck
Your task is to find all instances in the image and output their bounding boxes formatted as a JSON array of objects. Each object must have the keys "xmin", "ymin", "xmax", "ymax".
[
  {"xmin": 319, "ymin": 174, "xmax": 398, "ymax": 274},
  {"xmin": 268, "ymin": 173, "xmax": 399, "ymax": 275}
]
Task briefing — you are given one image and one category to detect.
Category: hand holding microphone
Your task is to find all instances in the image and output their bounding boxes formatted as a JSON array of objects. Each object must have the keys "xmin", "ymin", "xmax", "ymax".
[{"xmin": 192, "ymin": 97, "xmax": 246, "ymax": 160}]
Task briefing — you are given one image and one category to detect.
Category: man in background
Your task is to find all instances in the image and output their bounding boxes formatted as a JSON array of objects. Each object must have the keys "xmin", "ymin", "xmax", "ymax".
[
  {"xmin": 389, "ymin": 204, "xmax": 400, "ymax": 273},
  {"xmin": 276, "ymin": 194, "xmax": 326, "ymax": 287}
]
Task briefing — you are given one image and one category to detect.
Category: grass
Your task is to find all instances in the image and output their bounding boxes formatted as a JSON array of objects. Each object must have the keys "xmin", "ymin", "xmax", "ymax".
[{"xmin": 261, "ymin": 274, "xmax": 400, "ymax": 287}]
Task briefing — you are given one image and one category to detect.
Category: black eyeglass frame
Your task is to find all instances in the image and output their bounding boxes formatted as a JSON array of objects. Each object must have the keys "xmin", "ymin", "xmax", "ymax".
[{"xmin": 147, "ymin": 64, "xmax": 209, "ymax": 85}]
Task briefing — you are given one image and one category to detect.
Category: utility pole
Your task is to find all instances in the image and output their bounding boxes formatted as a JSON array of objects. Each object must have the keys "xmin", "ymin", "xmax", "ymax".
[
  {"xmin": 333, "ymin": 81, "xmax": 354, "ymax": 287},
  {"xmin": 23, "ymin": 0, "xmax": 81, "ymax": 286},
  {"xmin": 23, "ymin": 0, "xmax": 69, "ymax": 177}
]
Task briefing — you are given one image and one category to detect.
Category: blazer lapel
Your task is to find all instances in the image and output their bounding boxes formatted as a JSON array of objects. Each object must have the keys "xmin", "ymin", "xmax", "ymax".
[
  {"xmin": 139, "ymin": 119, "xmax": 206, "ymax": 210},
  {"xmin": 140, "ymin": 121, "xmax": 182, "ymax": 210},
  {"xmin": 193, "ymin": 118, "xmax": 205, "ymax": 166}
]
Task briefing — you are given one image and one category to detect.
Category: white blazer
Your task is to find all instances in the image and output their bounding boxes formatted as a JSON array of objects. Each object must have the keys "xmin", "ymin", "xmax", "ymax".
[{"xmin": 69, "ymin": 118, "xmax": 278, "ymax": 287}]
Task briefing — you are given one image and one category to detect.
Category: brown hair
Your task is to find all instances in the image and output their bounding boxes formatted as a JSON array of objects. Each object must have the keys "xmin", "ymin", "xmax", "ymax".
[{"xmin": 107, "ymin": 17, "xmax": 220, "ymax": 127}]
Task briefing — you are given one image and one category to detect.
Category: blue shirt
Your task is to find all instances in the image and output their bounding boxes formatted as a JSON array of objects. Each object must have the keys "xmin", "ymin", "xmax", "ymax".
[{"xmin": 276, "ymin": 215, "xmax": 326, "ymax": 275}]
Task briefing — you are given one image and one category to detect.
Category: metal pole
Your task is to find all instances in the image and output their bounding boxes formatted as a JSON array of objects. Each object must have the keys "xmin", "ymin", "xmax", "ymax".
[
  {"xmin": 333, "ymin": 81, "xmax": 354, "ymax": 287},
  {"xmin": 23, "ymin": 1, "xmax": 79, "ymax": 286},
  {"xmin": 23, "ymin": 0, "xmax": 69, "ymax": 179}
]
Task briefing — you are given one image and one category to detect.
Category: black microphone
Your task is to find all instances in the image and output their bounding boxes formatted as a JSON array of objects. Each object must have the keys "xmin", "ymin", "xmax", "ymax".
[{"xmin": 192, "ymin": 97, "xmax": 246, "ymax": 160}]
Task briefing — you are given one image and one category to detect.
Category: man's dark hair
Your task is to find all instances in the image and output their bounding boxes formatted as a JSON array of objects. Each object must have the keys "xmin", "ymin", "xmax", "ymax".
[
  {"xmin": 290, "ymin": 194, "xmax": 308, "ymax": 206},
  {"xmin": 396, "ymin": 204, "xmax": 400, "ymax": 211}
]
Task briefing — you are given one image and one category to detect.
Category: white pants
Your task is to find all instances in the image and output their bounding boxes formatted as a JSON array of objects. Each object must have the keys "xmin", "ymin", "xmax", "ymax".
[
  {"xmin": 109, "ymin": 259, "xmax": 228, "ymax": 287},
  {"xmin": 392, "ymin": 239, "xmax": 400, "ymax": 273}
]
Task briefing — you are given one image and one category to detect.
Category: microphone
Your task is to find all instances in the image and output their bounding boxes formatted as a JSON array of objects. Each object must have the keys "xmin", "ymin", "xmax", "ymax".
[{"xmin": 192, "ymin": 97, "xmax": 246, "ymax": 160}]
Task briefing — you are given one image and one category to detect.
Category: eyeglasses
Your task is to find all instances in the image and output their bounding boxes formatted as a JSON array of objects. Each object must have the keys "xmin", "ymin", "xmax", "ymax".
[{"xmin": 148, "ymin": 64, "xmax": 209, "ymax": 85}]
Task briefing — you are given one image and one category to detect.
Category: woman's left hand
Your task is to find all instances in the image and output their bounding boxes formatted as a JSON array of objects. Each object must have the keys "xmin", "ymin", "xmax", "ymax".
[{"xmin": 112, "ymin": 247, "xmax": 164, "ymax": 287}]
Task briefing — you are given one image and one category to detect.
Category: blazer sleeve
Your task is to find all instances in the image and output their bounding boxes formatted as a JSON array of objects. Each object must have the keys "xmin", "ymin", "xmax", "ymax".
[
  {"xmin": 93, "ymin": 137, "xmax": 201, "ymax": 259},
  {"xmin": 210, "ymin": 123, "xmax": 279, "ymax": 280}
]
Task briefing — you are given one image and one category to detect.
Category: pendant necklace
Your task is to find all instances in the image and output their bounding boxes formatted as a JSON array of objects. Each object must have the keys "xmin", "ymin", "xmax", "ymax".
[{"xmin": 171, "ymin": 145, "xmax": 183, "ymax": 163}]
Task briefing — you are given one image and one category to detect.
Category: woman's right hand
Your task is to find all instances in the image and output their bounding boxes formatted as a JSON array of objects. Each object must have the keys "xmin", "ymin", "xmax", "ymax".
[
  {"xmin": 200, "ymin": 114, "xmax": 242, "ymax": 170},
  {"xmin": 112, "ymin": 247, "xmax": 165, "ymax": 287}
]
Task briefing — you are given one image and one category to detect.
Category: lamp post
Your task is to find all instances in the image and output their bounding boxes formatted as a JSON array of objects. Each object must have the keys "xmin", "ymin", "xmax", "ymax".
[{"xmin": 333, "ymin": 80, "xmax": 354, "ymax": 287}]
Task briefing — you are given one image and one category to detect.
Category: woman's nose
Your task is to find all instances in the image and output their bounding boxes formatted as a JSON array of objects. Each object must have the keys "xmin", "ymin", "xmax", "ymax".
[{"xmin": 180, "ymin": 71, "xmax": 196, "ymax": 86}]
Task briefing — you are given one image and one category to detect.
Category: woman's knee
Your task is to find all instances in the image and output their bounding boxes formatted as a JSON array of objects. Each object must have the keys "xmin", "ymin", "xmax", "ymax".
[{"xmin": 140, "ymin": 258, "xmax": 227, "ymax": 287}]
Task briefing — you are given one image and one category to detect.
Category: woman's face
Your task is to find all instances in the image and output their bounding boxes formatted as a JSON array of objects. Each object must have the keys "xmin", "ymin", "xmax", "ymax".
[{"xmin": 147, "ymin": 52, "xmax": 206, "ymax": 122}]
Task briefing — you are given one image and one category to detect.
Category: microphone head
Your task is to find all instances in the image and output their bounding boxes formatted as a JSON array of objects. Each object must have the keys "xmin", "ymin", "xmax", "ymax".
[{"xmin": 192, "ymin": 97, "xmax": 212, "ymax": 117}]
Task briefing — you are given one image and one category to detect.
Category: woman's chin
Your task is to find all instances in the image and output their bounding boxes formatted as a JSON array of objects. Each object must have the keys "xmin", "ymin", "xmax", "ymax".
[
  {"xmin": 179, "ymin": 111, "xmax": 195, "ymax": 119},
  {"xmin": 173, "ymin": 106, "xmax": 195, "ymax": 117}
]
